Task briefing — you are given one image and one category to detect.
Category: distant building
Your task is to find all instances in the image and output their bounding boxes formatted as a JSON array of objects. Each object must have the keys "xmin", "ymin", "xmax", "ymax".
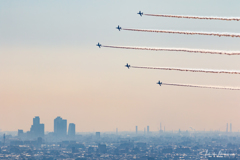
[
  {"xmin": 230, "ymin": 123, "xmax": 232, "ymax": 132},
  {"xmin": 54, "ymin": 117, "xmax": 67, "ymax": 137},
  {"xmin": 136, "ymin": 126, "xmax": 138, "ymax": 134},
  {"xmin": 98, "ymin": 144, "xmax": 107, "ymax": 153},
  {"xmin": 30, "ymin": 116, "xmax": 44, "ymax": 138},
  {"xmin": 18, "ymin": 130, "xmax": 24, "ymax": 137},
  {"xmin": 147, "ymin": 126, "xmax": 149, "ymax": 134},
  {"xmin": 33, "ymin": 116, "xmax": 40, "ymax": 126},
  {"xmin": 68, "ymin": 123, "xmax": 76, "ymax": 137},
  {"xmin": 96, "ymin": 132, "xmax": 100, "ymax": 138},
  {"xmin": 37, "ymin": 137, "xmax": 43, "ymax": 145},
  {"xmin": 226, "ymin": 123, "xmax": 228, "ymax": 133}
]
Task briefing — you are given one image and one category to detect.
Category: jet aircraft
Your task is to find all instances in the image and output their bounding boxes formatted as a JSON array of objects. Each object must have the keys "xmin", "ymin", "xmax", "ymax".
[
  {"xmin": 137, "ymin": 11, "xmax": 143, "ymax": 16},
  {"xmin": 116, "ymin": 25, "xmax": 122, "ymax": 31},
  {"xmin": 125, "ymin": 63, "xmax": 131, "ymax": 69},
  {"xmin": 157, "ymin": 81, "xmax": 163, "ymax": 86},
  {"xmin": 96, "ymin": 43, "xmax": 101, "ymax": 48}
]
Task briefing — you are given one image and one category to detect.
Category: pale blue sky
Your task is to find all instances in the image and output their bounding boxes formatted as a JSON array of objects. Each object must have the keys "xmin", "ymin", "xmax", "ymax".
[
  {"xmin": 1, "ymin": 0, "xmax": 240, "ymax": 132},
  {"xmin": 1, "ymin": 0, "xmax": 240, "ymax": 47}
]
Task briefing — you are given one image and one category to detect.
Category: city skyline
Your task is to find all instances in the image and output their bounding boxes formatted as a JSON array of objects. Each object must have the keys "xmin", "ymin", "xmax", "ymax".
[
  {"xmin": 16, "ymin": 116, "xmax": 76, "ymax": 140},
  {"xmin": 5, "ymin": 116, "xmax": 237, "ymax": 133},
  {"xmin": 1, "ymin": 0, "xmax": 240, "ymax": 132}
]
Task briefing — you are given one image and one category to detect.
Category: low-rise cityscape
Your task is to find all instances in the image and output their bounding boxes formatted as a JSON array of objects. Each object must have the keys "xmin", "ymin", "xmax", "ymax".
[{"xmin": 0, "ymin": 117, "xmax": 239, "ymax": 159}]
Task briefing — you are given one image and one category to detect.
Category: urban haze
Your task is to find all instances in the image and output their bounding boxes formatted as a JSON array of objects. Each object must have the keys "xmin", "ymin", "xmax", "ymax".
[{"xmin": 1, "ymin": 0, "xmax": 240, "ymax": 160}]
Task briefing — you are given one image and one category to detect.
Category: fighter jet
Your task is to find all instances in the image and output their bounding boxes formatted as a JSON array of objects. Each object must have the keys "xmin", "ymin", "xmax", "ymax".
[
  {"xmin": 157, "ymin": 81, "xmax": 163, "ymax": 86},
  {"xmin": 96, "ymin": 43, "xmax": 101, "ymax": 48},
  {"xmin": 116, "ymin": 25, "xmax": 122, "ymax": 31},
  {"xmin": 137, "ymin": 11, "xmax": 143, "ymax": 16},
  {"xmin": 125, "ymin": 63, "xmax": 131, "ymax": 69}
]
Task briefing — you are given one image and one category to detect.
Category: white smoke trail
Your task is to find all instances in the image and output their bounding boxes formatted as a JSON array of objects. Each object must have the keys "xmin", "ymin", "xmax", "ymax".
[
  {"xmin": 144, "ymin": 13, "xmax": 240, "ymax": 21},
  {"xmin": 131, "ymin": 66, "xmax": 240, "ymax": 75},
  {"xmin": 102, "ymin": 45, "xmax": 240, "ymax": 56},
  {"xmin": 161, "ymin": 83, "xmax": 240, "ymax": 91},
  {"xmin": 123, "ymin": 28, "xmax": 240, "ymax": 38}
]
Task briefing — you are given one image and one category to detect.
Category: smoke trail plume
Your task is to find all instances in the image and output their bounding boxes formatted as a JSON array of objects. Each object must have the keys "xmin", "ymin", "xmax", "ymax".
[
  {"xmin": 161, "ymin": 82, "xmax": 240, "ymax": 91},
  {"xmin": 102, "ymin": 45, "xmax": 240, "ymax": 56},
  {"xmin": 144, "ymin": 13, "xmax": 240, "ymax": 21},
  {"xmin": 122, "ymin": 28, "xmax": 240, "ymax": 38},
  {"xmin": 131, "ymin": 66, "xmax": 240, "ymax": 75}
]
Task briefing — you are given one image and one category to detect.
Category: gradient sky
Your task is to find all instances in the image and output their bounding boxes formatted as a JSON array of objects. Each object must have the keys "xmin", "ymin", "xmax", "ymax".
[{"xmin": 1, "ymin": 0, "xmax": 240, "ymax": 132}]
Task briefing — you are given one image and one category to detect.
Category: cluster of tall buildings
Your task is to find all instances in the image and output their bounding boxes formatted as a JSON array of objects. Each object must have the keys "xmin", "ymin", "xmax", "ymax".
[
  {"xmin": 54, "ymin": 116, "xmax": 76, "ymax": 137},
  {"xmin": 135, "ymin": 123, "xmax": 165, "ymax": 135},
  {"xmin": 135, "ymin": 125, "xmax": 150, "ymax": 135},
  {"xmin": 30, "ymin": 116, "xmax": 44, "ymax": 137},
  {"xmin": 18, "ymin": 116, "xmax": 75, "ymax": 139}
]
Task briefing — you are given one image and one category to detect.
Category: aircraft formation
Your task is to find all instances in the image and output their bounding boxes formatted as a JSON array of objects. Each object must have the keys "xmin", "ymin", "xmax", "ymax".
[{"xmin": 97, "ymin": 11, "xmax": 240, "ymax": 91}]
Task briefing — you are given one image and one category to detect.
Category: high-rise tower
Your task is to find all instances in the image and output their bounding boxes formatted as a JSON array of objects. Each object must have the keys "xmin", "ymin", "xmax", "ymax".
[
  {"xmin": 30, "ymin": 116, "xmax": 44, "ymax": 138},
  {"xmin": 68, "ymin": 123, "xmax": 76, "ymax": 137},
  {"xmin": 33, "ymin": 116, "xmax": 40, "ymax": 125},
  {"xmin": 54, "ymin": 116, "xmax": 67, "ymax": 137}
]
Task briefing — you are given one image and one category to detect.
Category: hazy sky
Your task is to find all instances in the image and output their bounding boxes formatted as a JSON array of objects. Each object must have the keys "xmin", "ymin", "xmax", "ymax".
[{"xmin": 1, "ymin": 0, "xmax": 240, "ymax": 132}]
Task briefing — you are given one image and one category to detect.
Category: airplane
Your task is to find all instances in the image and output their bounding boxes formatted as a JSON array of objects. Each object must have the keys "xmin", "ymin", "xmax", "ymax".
[
  {"xmin": 157, "ymin": 81, "xmax": 162, "ymax": 86},
  {"xmin": 116, "ymin": 25, "xmax": 122, "ymax": 31},
  {"xmin": 96, "ymin": 43, "xmax": 101, "ymax": 48},
  {"xmin": 125, "ymin": 63, "xmax": 130, "ymax": 69},
  {"xmin": 137, "ymin": 11, "xmax": 143, "ymax": 16}
]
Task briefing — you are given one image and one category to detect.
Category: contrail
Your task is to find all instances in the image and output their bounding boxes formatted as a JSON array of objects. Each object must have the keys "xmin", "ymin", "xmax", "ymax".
[
  {"xmin": 144, "ymin": 13, "xmax": 240, "ymax": 21},
  {"xmin": 102, "ymin": 45, "xmax": 240, "ymax": 56},
  {"xmin": 131, "ymin": 66, "xmax": 240, "ymax": 75},
  {"xmin": 161, "ymin": 82, "xmax": 240, "ymax": 91},
  {"xmin": 122, "ymin": 28, "xmax": 240, "ymax": 38}
]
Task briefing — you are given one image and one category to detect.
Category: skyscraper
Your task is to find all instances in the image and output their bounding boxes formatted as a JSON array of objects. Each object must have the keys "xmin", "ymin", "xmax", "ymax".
[
  {"xmin": 30, "ymin": 116, "xmax": 44, "ymax": 138},
  {"xmin": 68, "ymin": 123, "xmax": 76, "ymax": 137},
  {"xmin": 33, "ymin": 116, "xmax": 40, "ymax": 125},
  {"xmin": 136, "ymin": 126, "xmax": 138, "ymax": 134},
  {"xmin": 54, "ymin": 116, "xmax": 67, "ymax": 137},
  {"xmin": 147, "ymin": 126, "xmax": 149, "ymax": 134},
  {"xmin": 230, "ymin": 123, "xmax": 232, "ymax": 133},
  {"xmin": 226, "ymin": 123, "xmax": 228, "ymax": 133}
]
